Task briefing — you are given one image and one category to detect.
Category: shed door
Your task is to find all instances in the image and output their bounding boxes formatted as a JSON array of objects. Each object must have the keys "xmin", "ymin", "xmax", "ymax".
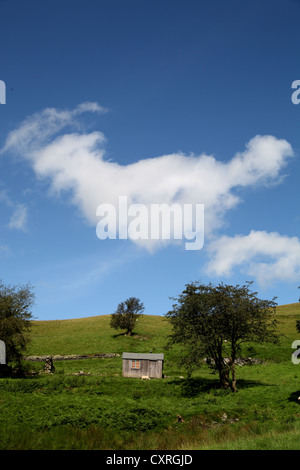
[{"xmin": 149, "ymin": 360, "xmax": 157, "ymax": 378}]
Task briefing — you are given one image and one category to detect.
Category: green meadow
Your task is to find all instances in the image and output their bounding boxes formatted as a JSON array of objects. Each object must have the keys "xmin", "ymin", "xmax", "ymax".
[{"xmin": 1, "ymin": 303, "xmax": 300, "ymax": 450}]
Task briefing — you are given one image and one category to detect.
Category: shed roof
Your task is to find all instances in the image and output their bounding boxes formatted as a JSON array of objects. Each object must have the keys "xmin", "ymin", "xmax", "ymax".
[{"xmin": 122, "ymin": 352, "xmax": 164, "ymax": 361}]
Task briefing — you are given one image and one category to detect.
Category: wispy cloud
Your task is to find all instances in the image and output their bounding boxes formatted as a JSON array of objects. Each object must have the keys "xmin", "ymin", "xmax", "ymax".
[
  {"xmin": 8, "ymin": 203, "xmax": 28, "ymax": 231},
  {"xmin": 0, "ymin": 244, "xmax": 10, "ymax": 256},
  {"xmin": 1, "ymin": 101, "xmax": 107, "ymax": 156},
  {"xmin": 33, "ymin": 245, "xmax": 138, "ymax": 310},
  {"xmin": 0, "ymin": 190, "xmax": 28, "ymax": 231}
]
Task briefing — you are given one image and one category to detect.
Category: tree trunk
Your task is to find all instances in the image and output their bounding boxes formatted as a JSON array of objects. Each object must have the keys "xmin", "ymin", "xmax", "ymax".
[
  {"xmin": 230, "ymin": 363, "xmax": 237, "ymax": 392},
  {"xmin": 230, "ymin": 345, "xmax": 237, "ymax": 392},
  {"xmin": 218, "ymin": 367, "xmax": 230, "ymax": 389}
]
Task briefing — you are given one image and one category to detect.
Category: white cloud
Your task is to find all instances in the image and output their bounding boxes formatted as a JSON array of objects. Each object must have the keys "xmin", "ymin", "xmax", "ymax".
[
  {"xmin": 0, "ymin": 190, "xmax": 28, "ymax": 231},
  {"xmin": 226, "ymin": 135, "xmax": 292, "ymax": 185},
  {"xmin": 1, "ymin": 103, "xmax": 295, "ymax": 254},
  {"xmin": 205, "ymin": 230, "xmax": 300, "ymax": 285},
  {"xmin": 1, "ymin": 101, "xmax": 107, "ymax": 156},
  {"xmin": 8, "ymin": 203, "xmax": 28, "ymax": 231}
]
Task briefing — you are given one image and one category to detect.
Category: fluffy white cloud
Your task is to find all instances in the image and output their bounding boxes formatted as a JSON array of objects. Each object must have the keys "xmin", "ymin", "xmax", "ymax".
[
  {"xmin": 206, "ymin": 230, "xmax": 300, "ymax": 285},
  {"xmin": 3, "ymin": 106, "xmax": 293, "ymax": 211},
  {"xmin": 1, "ymin": 103, "xmax": 295, "ymax": 256}
]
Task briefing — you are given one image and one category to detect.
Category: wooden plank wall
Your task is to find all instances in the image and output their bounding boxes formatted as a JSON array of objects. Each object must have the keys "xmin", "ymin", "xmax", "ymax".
[{"xmin": 122, "ymin": 359, "xmax": 163, "ymax": 378}]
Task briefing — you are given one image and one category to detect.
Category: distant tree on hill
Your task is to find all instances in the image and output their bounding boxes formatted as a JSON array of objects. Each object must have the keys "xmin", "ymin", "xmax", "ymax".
[
  {"xmin": 110, "ymin": 297, "xmax": 144, "ymax": 336},
  {"xmin": 0, "ymin": 280, "xmax": 35, "ymax": 363},
  {"xmin": 166, "ymin": 281, "xmax": 279, "ymax": 392},
  {"xmin": 296, "ymin": 286, "xmax": 300, "ymax": 334}
]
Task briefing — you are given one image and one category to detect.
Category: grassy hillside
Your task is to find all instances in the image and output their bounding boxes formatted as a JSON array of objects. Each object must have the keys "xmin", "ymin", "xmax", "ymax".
[
  {"xmin": 27, "ymin": 314, "xmax": 171, "ymax": 356},
  {"xmin": 1, "ymin": 303, "xmax": 300, "ymax": 450},
  {"xmin": 27, "ymin": 302, "xmax": 300, "ymax": 363}
]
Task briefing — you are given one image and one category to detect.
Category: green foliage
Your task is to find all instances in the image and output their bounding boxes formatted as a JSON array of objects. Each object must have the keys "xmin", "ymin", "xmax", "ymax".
[
  {"xmin": 0, "ymin": 303, "xmax": 300, "ymax": 450},
  {"xmin": 1, "ymin": 361, "xmax": 300, "ymax": 449},
  {"xmin": 110, "ymin": 297, "xmax": 144, "ymax": 336},
  {"xmin": 0, "ymin": 280, "xmax": 35, "ymax": 363},
  {"xmin": 166, "ymin": 281, "xmax": 279, "ymax": 391},
  {"xmin": 0, "ymin": 375, "xmax": 167, "ymax": 433}
]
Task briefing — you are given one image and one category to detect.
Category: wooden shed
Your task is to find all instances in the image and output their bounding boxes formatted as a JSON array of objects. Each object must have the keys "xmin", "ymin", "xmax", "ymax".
[{"xmin": 122, "ymin": 352, "xmax": 164, "ymax": 379}]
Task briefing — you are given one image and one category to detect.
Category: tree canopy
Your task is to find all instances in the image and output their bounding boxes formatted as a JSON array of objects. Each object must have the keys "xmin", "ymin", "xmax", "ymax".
[
  {"xmin": 0, "ymin": 281, "xmax": 35, "ymax": 363},
  {"xmin": 166, "ymin": 281, "xmax": 278, "ymax": 391},
  {"xmin": 110, "ymin": 297, "xmax": 144, "ymax": 336}
]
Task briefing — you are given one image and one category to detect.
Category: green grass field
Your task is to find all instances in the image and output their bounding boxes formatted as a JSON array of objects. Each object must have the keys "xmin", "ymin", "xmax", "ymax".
[{"xmin": 1, "ymin": 303, "xmax": 300, "ymax": 450}]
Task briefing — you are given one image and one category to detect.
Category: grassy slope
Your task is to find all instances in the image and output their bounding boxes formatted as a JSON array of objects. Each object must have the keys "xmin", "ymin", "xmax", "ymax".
[
  {"xmin": 25, "ymin": 302, "xmax": 300, "ymax": 394},
  {"xmin": 27, "ymin": 302, "xmax": 300, "ymax": 360},
  {"xmin": 1, "ymin": 303, "xmax": 300, "ymax": 450},
  {"xmin": 27, "ymin": 313, "xmax": 171, "ymax": 356}
]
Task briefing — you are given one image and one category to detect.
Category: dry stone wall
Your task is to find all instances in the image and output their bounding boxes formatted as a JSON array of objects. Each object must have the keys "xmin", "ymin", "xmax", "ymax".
[{"xmin": 24, "ymin": 353, "xmax": 120, "ymax": 361}]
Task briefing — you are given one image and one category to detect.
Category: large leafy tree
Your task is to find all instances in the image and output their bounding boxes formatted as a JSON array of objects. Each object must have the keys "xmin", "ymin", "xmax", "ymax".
[
  {"xmin": 0, "ymin": 280, "xmax": 35, "ymax": 363},
  {"xmin": 166, "ymin": 281, "xmax": 278, "ymax": 392},
  {"xmin": 110, "ymin": 297, "xmax": 144, "ymax": 336}
]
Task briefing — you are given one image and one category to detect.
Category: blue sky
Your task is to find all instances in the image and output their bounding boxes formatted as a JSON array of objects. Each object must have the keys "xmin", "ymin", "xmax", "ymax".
[{"xmin": 0, "ymin": 0, "xmax": 300, "ymax": 320}]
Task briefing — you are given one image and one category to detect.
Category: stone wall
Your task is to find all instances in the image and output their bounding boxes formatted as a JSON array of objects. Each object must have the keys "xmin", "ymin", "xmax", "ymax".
[{"xmin": 24, "ymin": 353, "xmax": 120, "ymax": 361}]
